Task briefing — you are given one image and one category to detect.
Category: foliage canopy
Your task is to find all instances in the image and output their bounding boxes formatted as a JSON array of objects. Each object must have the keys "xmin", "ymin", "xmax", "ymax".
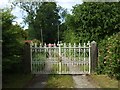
[{"xmin": 64, "ymin": 2, "xmax": 120, "ymax": 43}]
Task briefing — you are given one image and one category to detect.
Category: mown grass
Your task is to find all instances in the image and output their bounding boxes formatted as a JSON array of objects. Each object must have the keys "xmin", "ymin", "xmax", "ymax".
[
  {"xmin": 45, "ymin": 75, "xmax": 74, "ymax": 88},
  {"xmin": 90, "ymin": 74, "xmax": 119, "ymax": 89},
  {"xmin": 3, "ymin": 74, "xmax": 33, "ymax": 88}
]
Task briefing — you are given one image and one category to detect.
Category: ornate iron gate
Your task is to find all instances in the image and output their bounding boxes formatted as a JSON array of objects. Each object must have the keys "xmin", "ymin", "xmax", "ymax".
[{"xmin": 30, "ymin": 42, "xmax": 91, "ymax": 74}]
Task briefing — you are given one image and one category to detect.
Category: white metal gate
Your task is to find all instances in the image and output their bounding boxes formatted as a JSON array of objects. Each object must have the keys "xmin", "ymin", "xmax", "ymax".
[{"xmin": 30, "ymin": 42, "xmax": 91, "ymax": 74}]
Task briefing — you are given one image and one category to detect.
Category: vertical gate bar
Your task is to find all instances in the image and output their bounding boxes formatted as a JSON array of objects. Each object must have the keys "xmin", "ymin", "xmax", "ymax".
[
  {"xmin": 57, "ymin": 48, "xmax": 58, "ymax": 74},
  {"xmin": 78, "ymin": 43, "xmax": 81, "ymax": 73},
  {"xmin": 36, "ymin": 61, "xmax": 38, "ymax": 72},
  {"xmin": 43, "ymin": 61, "xmax": 45, "ymax": 74},
  {"xmin": 44, "ymin": 62, "xmax": 45, "ymax": 74},
  {"xmin": 58, "ymin": 43, "xmax": 61, "ymax": 74},
  {"xmin": 44, "ymin": 43, "xmax": 48, "ymax": 73},
  {"xmin": 65, "ymin": 63, "xmax": 67, "ymax": 73},
  {"xmin": 30, "ymin": 42, "xmax": 33, "ymax": 73},
  {"xmin": 37, "ymin": 61, "xmax": 38, "ymax": 73},
  {"xmin": 37, "ymin": 61, "xmax": 42, "ymax": 72},
  {"xmin": 39, "ymin": 44, "xmax": 41, "ymax": 73},
  {"xmin": 44, "ymin": 43, "xmax": 46, "ymax": 58},
  {"xmin": 65, "ymin": 43, "xmax": 67, "ymax": 73},
  {"xmin": 61, "ymin": 62, "xmax": 64, "ymax": 74},
  {"xmin": 74, "ymin": 43, "xmax": 76, "ymax": 74},
  {"xmin": 74, "ymin": 43, "xmax": 76, "ymax": 61},
  {"xmin": 38, "ymin": 61, "xmax": 39, "ymax": 73},
  {"xmin": 63, "ymin": 46, "xmax": 64, "ymax": 57},
  {"xmin": 54, "ymin": 43, "xmax": 56, "ymax": 61},
  {"xmin": 68, "ymin": 63, "xmax": 69, "ymax": 74},
  {"xmin": 55, "ymin": 62, "xmax": 56, "ymax": 74},
  {"xmin": 72, "ymin": 45, "xmax": 73, "ymax": 64},
  {"xmin": 36, "ymin": 62, "xmax": 37, "ymax": 74},
  {"xmin": 64, "ymin": 43, "xmax": 65, "ymax": 58},
  {"xmin": 58, "ymin": 43, "xmax": 61, "ymax": 56},
  {"xmin": 63, "ymin": 43, "xmax": 65, "ymax": 74},
  {"xmin": 79, "ymin": 43, "xmax": 81, "ymax": 61},
  {"xmin": 39, "ymin": 61, "xmax": 40, "ymax": 73},
  {"xmin": 35, "ymin": 61, "xmax": 36, "ymax": 73},
  {"xmin": 88, "ymin": 41, "xmax": 91, "ymax": 74},
  {"xmin": 57, "ymin": 62, "xmax": 59, "ymax": 74},
  {"xmin": 71, "ymin": 44, "xmax": 72, "ymax": 61},
  {"xmin": 48, "ymin": 44, "xmax": 50, "ymax": 59},
  {"xmin": 34, "ymin": 62, "xmax": 35, "ymax": 74},
  {"xmin": 69, "ymin": 43, "xmax": 71, "ymax": 60},
  {"xmin": 38, "ymin": 62, "xmax": 40, "ymax": 72},
  {"xmin": 66, "ymin": 62, "xmax": 69, "ymax": 74},
  {"xmin": 37, "ymin": 62, "xmax": 38, "ymax": 74},
  {"xmin": 35, "ymin": 43, "xmax": 37, "ymax": 52},
  {"xmin": 84, "ymin": 43, "xmax": 86, "ymax": 72},
  {"xmin": 61, "ymin": 62, "xmax": 62, "ymax": 74},
  {"xmin": 59, "ymin": 62, "xmax": 61, "ymax": 74},
  {"xmin": 40, "ymin": 43, "xmax": 41, "ymax": 52}
]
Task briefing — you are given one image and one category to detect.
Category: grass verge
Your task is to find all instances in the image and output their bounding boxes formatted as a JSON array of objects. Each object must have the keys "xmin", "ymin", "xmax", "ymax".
[
  {"xmin": 90, "ymin": 74, "xmax": 118, "ymax": 88},
  {"xmin": 3, "ymin": 73, "xmax": 34, "ymax": 88},
  {"xmin": 45, "ymin": 75, "xmax": 74, "ymax": 88}
]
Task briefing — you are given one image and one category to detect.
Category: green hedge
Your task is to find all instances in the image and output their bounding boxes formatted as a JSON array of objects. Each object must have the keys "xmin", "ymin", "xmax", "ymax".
[{"xmin": 97, "ymin": 32, "xmax": 120, "ymax": 80}]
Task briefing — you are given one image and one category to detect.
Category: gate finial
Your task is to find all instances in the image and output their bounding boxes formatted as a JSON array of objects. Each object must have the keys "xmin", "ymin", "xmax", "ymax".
[
  {"xmin": 79, "ymin": 43, "xmax": 81, "ymax": 47},
  {"xmin": 69, "ymin": 43, "xmax": 71, "ymax": 47},
  {"xmin": 64, "ymin": 43, "xmax": 66, "ymax": 47},
  {"xmin": 74, "ymin": 43, "xmax": 76, "ymax": 47},
  {"xmin": 44, "ymin": 43, "xmax": 46, "ymax": 47},
  {"xmin": 54, "ymin": 43, "xmax": 56, "ymax": 47}
]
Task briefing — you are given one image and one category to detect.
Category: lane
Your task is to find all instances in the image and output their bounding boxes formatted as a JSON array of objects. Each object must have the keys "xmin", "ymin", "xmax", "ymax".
[
  {"xmin": 72, "ymin": 75, "xmax": 99, "ymax": 88},
  {"xmin": 61, "ymin": 56, "xmax": 89, "ymax": 74},
  {"xmin": 26, "ymin": 74, "xmax": 48, "ymax": 88}
]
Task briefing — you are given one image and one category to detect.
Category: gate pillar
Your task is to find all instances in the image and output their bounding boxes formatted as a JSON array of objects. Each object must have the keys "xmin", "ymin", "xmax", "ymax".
[
  {"xmin": 23, "ymin": 42, "xmax": 31, "ymax": 73},
  {"xmin": 91, "ymin": 41, "xmax": 98, "ymax": 73}
]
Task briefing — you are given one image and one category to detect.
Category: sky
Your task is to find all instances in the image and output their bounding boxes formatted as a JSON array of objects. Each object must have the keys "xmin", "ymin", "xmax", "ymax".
[{"xmin": 0, "ymin": 0, "xmax": 83, "ymax": 29}]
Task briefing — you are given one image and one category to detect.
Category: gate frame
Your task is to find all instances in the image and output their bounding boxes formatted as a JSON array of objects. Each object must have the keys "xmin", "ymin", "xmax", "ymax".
[{"xmin": 23, "ymin": 41, "xmax": 98, "ymax": 74}]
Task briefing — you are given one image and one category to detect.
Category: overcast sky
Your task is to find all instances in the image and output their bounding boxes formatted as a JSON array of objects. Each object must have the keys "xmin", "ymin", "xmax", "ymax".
[{"xmin": 0, "ymin": 0, "xmax": 83, "ymax": 29}]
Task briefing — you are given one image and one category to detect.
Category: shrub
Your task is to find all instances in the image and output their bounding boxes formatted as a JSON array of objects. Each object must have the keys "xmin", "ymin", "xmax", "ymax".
[{"xmin": 97, "ymin": 32, "xmax": 120, "ymax": 80}]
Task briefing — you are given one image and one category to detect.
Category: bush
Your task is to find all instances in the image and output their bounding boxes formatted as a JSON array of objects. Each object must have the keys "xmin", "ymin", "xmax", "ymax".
[
  {"xmin": 97, "ymin": 32, "xmax": 120, "ymax": 80},
  {"xmin": 32, "ymin": 39, "xmax": 41, "ymax": 46},
  {"xmin": 2, "ymin": 9, "xmax": 26, "ymax": 73}
]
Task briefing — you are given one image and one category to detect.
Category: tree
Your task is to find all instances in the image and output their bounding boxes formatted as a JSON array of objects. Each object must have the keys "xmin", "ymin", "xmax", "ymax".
[
  {"xmin": 63, "ymin": 29, "xmax": 79, "ymax": 44},
  {"xmin": 2, "ymin": 8, "xmax": 27, "ymax": 73},
  {"xmin": 14, "ymin": 2, "xmax": 66, "ymax": 44},
  {"xmin": 12, "ymin": 2, "xmax": 42, "ymax": 39},
  {"xmin": 34, "ymin": 2, "xmax": 61, "ymax": 43},
  {"xmin": 64, "ymin": 2, "xmax": 120, "ymax": 43}
]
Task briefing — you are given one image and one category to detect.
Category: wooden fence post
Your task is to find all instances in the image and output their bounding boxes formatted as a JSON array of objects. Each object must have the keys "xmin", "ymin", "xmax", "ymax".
[
  {"xmin": 91, "ymin": 41, "xmax": 98, "ymax": 73},
  {"xmin": 23, "ymin": 42, "xmax": 31, "ymax": 73}
]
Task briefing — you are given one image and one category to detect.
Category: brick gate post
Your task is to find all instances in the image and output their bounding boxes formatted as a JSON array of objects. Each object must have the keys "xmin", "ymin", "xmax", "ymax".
[
  {"xmin": 23, "ymin": 42, "xmax": 31, "ymax": 73},
  {"xmin": 91, "ymin": 41, "xmax": 98, "ymax": 73}
]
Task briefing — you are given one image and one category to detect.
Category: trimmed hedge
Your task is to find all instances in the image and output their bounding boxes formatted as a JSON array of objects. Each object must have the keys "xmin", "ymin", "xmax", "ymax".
[{"xmin": 97, "ymin": 32, "xmax": 120, "ymax": 80}]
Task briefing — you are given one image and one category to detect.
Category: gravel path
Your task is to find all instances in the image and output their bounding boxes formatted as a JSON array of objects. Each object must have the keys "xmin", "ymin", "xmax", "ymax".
[
  {"xmin": 26, "ymin": 74, "xmax": 48, "ymax": 88},
  {"xmin": 62, "ymin": 57, "xmax": 99, "ymax": 88},
  {"xmin": 72, "ymin": 75, "xmax": 99, "ymax": 88},
  {"xmin": 26, "ymin": 74, "xmax": 99, "ymax": 88},
  {"xmin": 26, "ymin": 57, "xmax": 52, "ymax": 88},
  {"xmin": 26, "ymin": 56, "xmax": 99, "ymax": 88}
]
